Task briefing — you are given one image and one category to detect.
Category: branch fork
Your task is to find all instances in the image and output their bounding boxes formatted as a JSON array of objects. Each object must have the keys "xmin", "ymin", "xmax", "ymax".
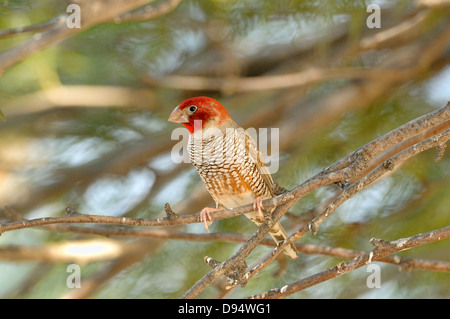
[
  {"xmin": 204, "ymin": 256, "xmax": 248, "ymax": 289},
  {"xmin": 0, "ymin": 103, "xmax": 448, "ymax": 298}
]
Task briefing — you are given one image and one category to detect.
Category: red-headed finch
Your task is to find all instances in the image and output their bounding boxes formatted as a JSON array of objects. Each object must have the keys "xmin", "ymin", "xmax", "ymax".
[{"xmin": 169, "ymin": 96, "xmax": 298, "ymax": 259}]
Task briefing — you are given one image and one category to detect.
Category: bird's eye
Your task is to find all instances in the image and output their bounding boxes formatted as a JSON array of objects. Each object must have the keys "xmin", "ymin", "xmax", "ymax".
[{"xmin": 188, "ymin": 105, "xmax": 198, "ymax": 113}]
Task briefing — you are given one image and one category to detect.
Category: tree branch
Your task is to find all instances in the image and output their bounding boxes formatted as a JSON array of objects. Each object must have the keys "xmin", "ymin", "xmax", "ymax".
[
  {"xmin": 0, "ymin": 103, "xmax": 448, "ymax": 298},
  {"xmin": 227, "ymin": 126, "xmax": 450, "ymax": 288},
  {"xmin": 33, "ymin": 224, "xmax": 450, "ymax": 273},
  {"xmin": 179, "ymin": 104, "xmax": 450, "ymax": 298},
  {"xmin": 0, "ymin": 15, "xmax": 66, "ymax": 39},
  {"xmin": 0, "ymin": 0, "xmax": 183, "ymax": 76},
  {"xmin": 247, "ymin": 226, "xmax": 450, "ymax": 299}
]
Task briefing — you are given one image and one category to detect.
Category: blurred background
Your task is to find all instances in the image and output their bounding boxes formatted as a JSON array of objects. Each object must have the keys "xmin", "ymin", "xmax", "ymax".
[{"xmin": 0, "ymin": 0, "xmax": 449, "ymax": 298}]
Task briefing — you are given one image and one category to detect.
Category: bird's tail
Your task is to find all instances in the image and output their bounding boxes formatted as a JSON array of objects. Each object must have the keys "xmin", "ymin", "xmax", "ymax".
[
  {"xmin": 268, "ymin": 222, "xmax": 298, "ymax": 260},
  {"xmin": 245, "ymin": 213, "xmax": 298, "ymax": 260}
]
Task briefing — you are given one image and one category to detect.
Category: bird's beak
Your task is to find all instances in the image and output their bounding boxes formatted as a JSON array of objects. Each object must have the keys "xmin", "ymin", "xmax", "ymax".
[{"xmin": 168, "ymin": 106, "xmax": 189, "ymax": 124}]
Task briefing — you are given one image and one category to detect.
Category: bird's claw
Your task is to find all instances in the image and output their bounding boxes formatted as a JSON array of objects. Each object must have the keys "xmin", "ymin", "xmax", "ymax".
[
  {"xmin": 253, "ymin": 197, "xmax": 264, "ymax": 222},
  {"xmin": 200, "ymin": 207, "xmax": 219, "ymax": 233}
]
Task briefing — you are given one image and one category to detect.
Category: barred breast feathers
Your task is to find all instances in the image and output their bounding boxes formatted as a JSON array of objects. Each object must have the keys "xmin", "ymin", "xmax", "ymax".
[{"xmin": 188, "ymin": 121, "xmax": 275, "ymax": 206}]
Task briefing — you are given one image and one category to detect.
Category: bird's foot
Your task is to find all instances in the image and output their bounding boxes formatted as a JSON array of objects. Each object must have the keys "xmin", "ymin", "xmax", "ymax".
[
  {"xmin": 200, "ymin": 207, "xmax": 220, "ymax": 233},
  {"xmin": 253, "ymin": 197, "xmax": 265, "ymax": 222}
]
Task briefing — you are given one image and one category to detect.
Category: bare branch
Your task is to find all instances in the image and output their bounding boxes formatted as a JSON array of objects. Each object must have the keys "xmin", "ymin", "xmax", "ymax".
[
  {"xmin": 2, "ymin": 85, "xmax": 159, "ymax": 117},
  {"xmin": 179, "ymin": 103, "xmax": 449, "ymax": 298},
  {"xmin": 35, "ymin": 224, "xmax": 450, "ymax": 273},
  {"xmin": 234, "ymin": 127, "xmax": 450, "ymax": 285},
  {"xmin": 323, "ymin": 102, "xmax": 450, "ymax": 180},
  {"xmin": 0, "ymin": 103, "xmax": 448, "ymax": 298},
  {"xmin": 144, "ymin": 67, "xmax": 408, "ymax": 93},
  {"xmin": 0, "ymin": 0, "xmax": 182, "ymax": 76},
  {"xmin": 0, "ymin": 15, "xmax": 66, "ymax": 39},
  {"xmin": 247, "ymin": 226, "xmax": 450, "ymax": 299},
  {"xmin": 0, "ymin": 239, "xmax": 150, "ymax": 263}
]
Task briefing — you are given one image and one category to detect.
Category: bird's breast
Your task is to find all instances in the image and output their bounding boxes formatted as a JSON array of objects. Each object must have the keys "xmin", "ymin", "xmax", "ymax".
[{"xmin": 188, "ymin": 131, "xmax": 271, "ymax": 208}]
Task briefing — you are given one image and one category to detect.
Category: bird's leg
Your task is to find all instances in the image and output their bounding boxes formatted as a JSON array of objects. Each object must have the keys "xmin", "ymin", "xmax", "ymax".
[
  {"xmin": 253, "ymin": 197, "xmax": 265, "ymax": 222},
  {"xmin": 200, "ymin": 207, "xmax": 220, "ymax": 233}
]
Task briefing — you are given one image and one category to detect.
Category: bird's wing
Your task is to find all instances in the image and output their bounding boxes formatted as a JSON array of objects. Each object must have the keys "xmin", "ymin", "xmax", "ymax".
[{"xmin": 243, "ymin": 130, "xmax": 275, "ymax": 197}]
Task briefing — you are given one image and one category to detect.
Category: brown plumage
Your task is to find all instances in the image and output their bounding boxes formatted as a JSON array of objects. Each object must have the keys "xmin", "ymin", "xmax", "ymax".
[{"xmin": 169, "ymin": 96, "xmax": 298, "ymax": 259}]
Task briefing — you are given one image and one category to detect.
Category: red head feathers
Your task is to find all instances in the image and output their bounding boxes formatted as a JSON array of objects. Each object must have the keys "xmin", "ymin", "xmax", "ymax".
[{"xmin": 168, "ymin": 96, "xmax": 231, "ymax": 134}]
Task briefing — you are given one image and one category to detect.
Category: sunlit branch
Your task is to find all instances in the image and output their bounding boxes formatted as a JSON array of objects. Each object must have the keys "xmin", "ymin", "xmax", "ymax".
[
  {"xmin": 34, "ymin": 224, "xmax": 450, "ymax": 273},
  {"xmin": 229, "ymin": 126, "xmax": 450, "ymax": 287},
  {"xmin": 247, "ymin": 226, "xmax": 450, "ymax": 299}
]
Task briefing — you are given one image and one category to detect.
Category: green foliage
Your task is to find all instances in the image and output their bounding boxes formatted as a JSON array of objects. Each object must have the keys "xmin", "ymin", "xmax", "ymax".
[{"xmin": 0, "ymin": 0, "xmax": 448, "ymax": 299}]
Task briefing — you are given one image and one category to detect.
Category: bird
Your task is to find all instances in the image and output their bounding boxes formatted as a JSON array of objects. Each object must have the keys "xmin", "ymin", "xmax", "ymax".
[{"xmin": 168, "ymin": 96, "xmax": 298, "ymax": 260}]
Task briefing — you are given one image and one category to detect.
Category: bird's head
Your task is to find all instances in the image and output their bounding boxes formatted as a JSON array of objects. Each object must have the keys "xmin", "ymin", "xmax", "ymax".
[{"xmin": 168, "ymin": 96, "xmax": 231, "ymax": 134}]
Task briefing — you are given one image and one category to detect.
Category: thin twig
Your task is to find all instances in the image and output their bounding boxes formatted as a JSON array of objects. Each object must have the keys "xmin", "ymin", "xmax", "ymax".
[
  {"xmin": 247, "ymin": 226, "xmax": 450, "ymax": 299},
  {"xmin": 179, "ymin": 103, "xmax": 449, "ymax": 298},
  {"xmin": 0, "ymin": 15, "xmax": 66, "ymax": 39},
  {"xmin": 0, "ymin": 104, "xmax": 448, "ymax": 298},
  {"xmin": 0, "ymin": 0, "xmax": 176, "ymax": 76},
  {"xmin": 232, "ymin": 127, "xmax": 450, "ymax": 286}
]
